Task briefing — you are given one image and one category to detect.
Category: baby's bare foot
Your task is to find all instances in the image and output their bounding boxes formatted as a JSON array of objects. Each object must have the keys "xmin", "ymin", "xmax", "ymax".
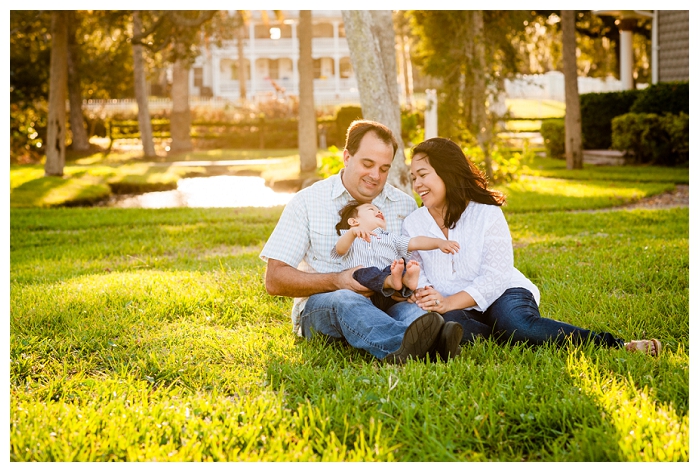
[
  {"xmin": 385, "ymin": 258, "xmax": 405, "ymax": 291},
  {"xmin": 402, "ymin": 260, "xmax": 420, "ymax": 291}
]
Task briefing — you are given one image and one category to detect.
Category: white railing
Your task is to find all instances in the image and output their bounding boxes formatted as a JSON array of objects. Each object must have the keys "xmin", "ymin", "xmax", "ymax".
[
  {"xmin": 82, "ymin": 73, "xmax": 632, "ymax": 115},
  {"xmin": 505, "ymin": 71, "xmax": 624, "ymax": 101}
]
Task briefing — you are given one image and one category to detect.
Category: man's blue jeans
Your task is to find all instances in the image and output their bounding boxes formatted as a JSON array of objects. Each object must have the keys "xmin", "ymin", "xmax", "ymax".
[
  {"xmin": 442, "ymin": 287, "xmax": 625, "ymax": 349},
  {"xmin": 301, "ymin": 289, "xmax": 427, "ymax": 359}
]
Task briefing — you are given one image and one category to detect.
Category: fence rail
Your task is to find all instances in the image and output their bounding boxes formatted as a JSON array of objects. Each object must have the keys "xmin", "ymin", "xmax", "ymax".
[{"xmin": 82, "ymin": 73, "xmax": 640, "ymax": 116}]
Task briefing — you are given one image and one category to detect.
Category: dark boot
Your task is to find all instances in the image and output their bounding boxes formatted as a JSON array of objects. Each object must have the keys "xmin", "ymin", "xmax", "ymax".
[
  {"xmin": 383, "ymin": 312, "xmax": 444, "ymax": 365},
  {"xmin": 432, "ymin": 321, "xmax": 463, "ymax": 362}
]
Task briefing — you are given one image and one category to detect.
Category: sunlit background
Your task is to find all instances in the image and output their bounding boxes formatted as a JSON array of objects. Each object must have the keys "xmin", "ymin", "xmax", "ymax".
[{"xmin": 112, "ymin": 175, "xmax": 296, "ymax": 208}]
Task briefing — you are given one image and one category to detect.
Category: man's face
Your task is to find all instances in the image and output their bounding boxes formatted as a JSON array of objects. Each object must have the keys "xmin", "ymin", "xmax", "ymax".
[{"xmin": 342, "ymin": 131, "xmax": 394, "ymax": 203}]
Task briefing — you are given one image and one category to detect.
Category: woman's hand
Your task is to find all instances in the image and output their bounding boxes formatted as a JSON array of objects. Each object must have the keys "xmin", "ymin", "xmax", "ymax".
[{"xmin": 413, "ymin": 285, "xmax": 448, "ymax": 314}]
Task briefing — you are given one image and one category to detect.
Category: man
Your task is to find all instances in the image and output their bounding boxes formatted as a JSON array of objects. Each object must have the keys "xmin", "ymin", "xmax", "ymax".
[{"xmin": 260, "ymin": 120, "xmax": 462, "ymax": 363}]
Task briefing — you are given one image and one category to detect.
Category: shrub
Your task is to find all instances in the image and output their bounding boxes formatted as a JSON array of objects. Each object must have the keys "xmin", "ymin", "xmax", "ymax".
[
  {"xmin": 540, "ymin": 118, "xmax": 565, "ymax": 159},
  {"xmin": 10, "ymin": 101, "xmax": 47, "ymax": 164},
  {"xmin": 580, "ymin": 89, "xmax": 643, "ymax": 149},
  {"xmin": 630, "ymin": 81, "xmax": 689, "ymax": 115},
  {"xmin": 611, "ymin": 113, "xmax": 663, "ymax": 163},
  {"xmin": 465, "ymin": 143, "xmax": 533, "ymax": 184},
  {"xmin": 611, "ymin": 112, "xmax": 688, "ymax": 166},
  {"xmin": 661, "ymin": 112, "xmax": 689, "ymax": 164},
  {"xmin": 401, "ymin": 108, "xmax": 424, "ymax": 146},
  {"xmin": 318, "ymin": 146, "xmax": 344, "ymax": 178},
  {"xmin": 335, "ymin": 105, "xmax": 363, "ymax": 146}
]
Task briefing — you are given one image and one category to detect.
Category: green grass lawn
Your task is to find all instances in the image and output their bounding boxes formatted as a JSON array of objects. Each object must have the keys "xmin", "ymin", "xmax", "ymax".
[
  {"xmin": 505, "ymin": 98, "xmax": 566, "ymax": 119},
  {"xmin": 10, "ymin": 163, "xmax": 689, "ymax": 460}
]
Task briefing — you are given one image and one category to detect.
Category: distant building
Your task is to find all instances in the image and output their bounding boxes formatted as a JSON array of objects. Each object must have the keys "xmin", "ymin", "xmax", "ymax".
[
  {"xmin": 189, "ymin": 10, "xmax": 360, "ymax": 105},
  {"xmin": 653, "ymin": 10, "xmax": 689, "ymax": 83}
]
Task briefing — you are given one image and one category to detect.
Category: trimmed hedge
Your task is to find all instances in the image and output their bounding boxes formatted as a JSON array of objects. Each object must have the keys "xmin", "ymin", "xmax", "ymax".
[
  {"xmin": 580, "ymin": 81, "xmax": 689, "ymax": 151},
  {"xmin": 334, "ymin": 105, "xmax": 363, "ymax": 146},
  {"xmin": 611, "ymin": 112, "xmax": 689, "ymax": 166},
  {"xmin": 630, "ymin": 81, "xmax": 689, "ymax": 115},
  {"xmin": 540, "ymin": 118, "xmax": 565, "ymax": 159},
  {"xmin": 580, "ymin": 89, "xmax": 643, "ymax": 150}
]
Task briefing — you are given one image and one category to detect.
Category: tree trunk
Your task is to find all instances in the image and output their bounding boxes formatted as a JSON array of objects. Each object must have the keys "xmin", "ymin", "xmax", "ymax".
[
  {"xmin": 471, "ymin": 10, "xmax": 493, "ymax": 181},
  {"xmin": 297, "ymin": 10, "xmax": 317, "ymax": 172},
  {"xmin": 131, "ymin": 11, "xmax": 157, "ymax": 158},
  {"xmin": 341, "ymin": 10, "xmax": 411, "ymax": 195},
  {"xmin": 398, "ymin": 33, "xmax": 414, "ymax": 111},
  {"xmin": 169, "ymin": 58, "xmax": 193, "ymax": 153},
  {"xmin": 45, "ymin": 11, "xmax": 68, "ymax": 176},
  {"xmin": 236, "ymin": 20, "xmax": 247, "ymax": 101},
  {"xmin": 66, "ymin": 10, "xmax": 89, "ymax": 151},
  {"xmin": 561, "ymin": 10, "xmax": 584, "ymax": 170}
]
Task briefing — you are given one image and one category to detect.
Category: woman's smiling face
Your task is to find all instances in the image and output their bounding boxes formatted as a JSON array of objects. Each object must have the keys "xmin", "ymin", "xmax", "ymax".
[{"xmin": 410, "ymin": 153, "xmax": 447, "ymax": 210}]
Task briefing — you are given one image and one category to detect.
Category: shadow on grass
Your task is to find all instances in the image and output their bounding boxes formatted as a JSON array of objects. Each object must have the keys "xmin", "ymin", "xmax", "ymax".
[
  {"xmin": 262, "ymin": 335, "xmax": 634, "ymax": 460},
  {"xmin": 10, "ymin": 175, "xmax": 112, "ymax": 207}
]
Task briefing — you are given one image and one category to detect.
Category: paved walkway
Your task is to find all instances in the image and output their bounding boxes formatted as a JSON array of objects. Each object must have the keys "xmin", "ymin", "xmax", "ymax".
[{"xmin": 572, "ymin": 184, "xmax": 688, "ymax": 213}]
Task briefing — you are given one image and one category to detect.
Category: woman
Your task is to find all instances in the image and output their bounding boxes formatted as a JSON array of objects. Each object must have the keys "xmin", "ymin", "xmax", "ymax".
[{"xmin": 403, "ymin": 137, "xmax": 660, "ymax": 356}]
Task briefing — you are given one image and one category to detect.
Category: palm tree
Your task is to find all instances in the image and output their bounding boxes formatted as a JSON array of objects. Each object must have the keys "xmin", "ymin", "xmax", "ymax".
[
  {"xmin": 45, "ymin": 11, "xmax": 68, "ymax": 176},
  {"xmin": 66, "ymin": 10, "xmax": 89, "ymax": 152},
  {"xmin": 234, "ymin": 11, "xmax": 249, "ymax": 102},
  {"xmin": 131, "ymin": 11, "xmax": 157, "ymax": 158},
  {"xmin": 561, "ymin": 10, "xmax": 583, "ymax": 169},
  {"xmin": 297, "ymin": 10, "xmax": 317, "ymax": 172}
]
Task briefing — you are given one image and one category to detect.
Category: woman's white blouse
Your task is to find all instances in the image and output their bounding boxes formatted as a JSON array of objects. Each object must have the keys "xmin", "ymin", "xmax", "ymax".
[{"xmin": 402, "ymin": 203, "xmax": 540, "ymax": 312}]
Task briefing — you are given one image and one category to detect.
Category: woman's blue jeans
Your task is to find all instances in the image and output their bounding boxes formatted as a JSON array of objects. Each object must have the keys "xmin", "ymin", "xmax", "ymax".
[
  {"xmin": 301, "ymin": 289, "xmax": 427, "ymax": 359},
  {"xmin": 443, "ymin": 287, "xmax": 625, "ymax": 349}
]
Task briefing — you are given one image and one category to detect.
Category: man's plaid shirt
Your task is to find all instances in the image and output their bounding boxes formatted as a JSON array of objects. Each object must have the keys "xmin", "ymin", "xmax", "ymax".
[{"xmin": 260, "ymin": 171, "xmax": 418, "ymax": 336}]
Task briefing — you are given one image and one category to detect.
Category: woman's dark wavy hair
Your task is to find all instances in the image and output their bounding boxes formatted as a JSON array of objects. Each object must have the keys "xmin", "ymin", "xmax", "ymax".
[{"xmin": 411, "ymin": 137, "xmax": 505, "ymax": 229}]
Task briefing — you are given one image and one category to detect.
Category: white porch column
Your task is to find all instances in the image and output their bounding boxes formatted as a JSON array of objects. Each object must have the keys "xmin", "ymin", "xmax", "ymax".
[
  {"xmin": 619, "ymin": 21, "xmax": 635, "ymax": 90},
  {"xmin": 592, "ymin": 11, "xmax": 653, "ymax": 90},
  {"xmin": 333, "ymin": 21, "xmax": 341, "ymax": 98},
  {"xmin": 249, "ymin": 22, "xmax": 257, "ymax": 99},
  {"xmin": 290, "ymin": 20, "xmax": 299, "ymax": 95},
  {"xmin": 425, "ymin": 89, "xmax": 438, "ymax": 139},
  {"xmin": 651, "ymin": 10, "xmax": 659, "ymax": 84}
]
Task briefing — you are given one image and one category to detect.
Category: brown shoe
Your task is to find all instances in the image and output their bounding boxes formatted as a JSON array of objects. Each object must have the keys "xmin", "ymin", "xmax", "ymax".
[
  {"xmin": 435, "ymin": 321, "xmax": 463, "ymax": 361},
  {"xmin": 384, "ymin": 312, "xmax": 444, "ymax": 365}
]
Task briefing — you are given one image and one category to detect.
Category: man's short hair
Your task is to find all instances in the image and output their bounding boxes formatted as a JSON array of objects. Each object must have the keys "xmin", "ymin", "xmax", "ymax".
[{"xmin": 344, "ymin": 120, "xmax": 398, "ymax": 157}]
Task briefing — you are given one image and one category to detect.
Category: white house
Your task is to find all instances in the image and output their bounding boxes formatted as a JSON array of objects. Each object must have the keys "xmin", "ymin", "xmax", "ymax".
[{"xmin": 189, "ymin": 10, "xmax": 360, "ymax": 105}]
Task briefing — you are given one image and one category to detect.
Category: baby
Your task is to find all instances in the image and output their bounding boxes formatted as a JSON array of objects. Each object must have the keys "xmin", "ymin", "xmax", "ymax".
[{"xmin": 331, "ymin": 200, "xmax": 459, "ymax": 309}]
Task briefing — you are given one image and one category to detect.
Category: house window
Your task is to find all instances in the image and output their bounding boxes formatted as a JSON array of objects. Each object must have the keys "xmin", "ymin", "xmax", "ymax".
[
  {"xmin": 193, "ymin": 67, "xmax": 203, "ymax": 87},
  {"xmin": 270, "ymin": 27, "xmax": 281, "ymax": 40},
  {"xmin": 313, "ymin": 58, "xmax": 322, "ymax": 79}
]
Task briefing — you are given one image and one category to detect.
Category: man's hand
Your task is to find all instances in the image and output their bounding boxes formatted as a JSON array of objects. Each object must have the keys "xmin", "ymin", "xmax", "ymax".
[
  {"xmin": 338, "ymin": 265, "xmax": 374, "ymax": 297},
  {"xmin": 438, "ymin": 240, "xmax": 460, "ymax": 254}
]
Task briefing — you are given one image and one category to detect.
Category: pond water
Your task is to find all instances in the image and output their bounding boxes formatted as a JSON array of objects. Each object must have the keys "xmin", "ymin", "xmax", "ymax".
[{"xmin": 109, "ymin": 175, "xmax": 296, "ymax": 208}]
